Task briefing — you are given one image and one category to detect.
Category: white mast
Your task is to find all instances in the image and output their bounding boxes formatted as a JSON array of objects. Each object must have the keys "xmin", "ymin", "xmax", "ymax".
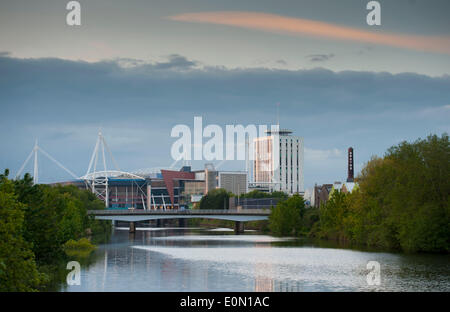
[
  {"xmin": 16, "ymin": 140, "xmax": 78, "ymax": 184},
  {"xmin": 84, "ymin": 131, "xmax": 120, "ymax": 207}
]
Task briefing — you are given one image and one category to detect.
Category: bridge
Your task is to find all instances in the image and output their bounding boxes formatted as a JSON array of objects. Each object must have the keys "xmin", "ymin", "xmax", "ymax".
[{"xmin": 88, "ymin": 209, "xmax": 271, "ymax": 234}]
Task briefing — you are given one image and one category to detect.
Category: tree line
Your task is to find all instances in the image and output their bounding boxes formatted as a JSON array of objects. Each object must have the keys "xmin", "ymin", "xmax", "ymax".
[
  {"xmin": 316, "ymin": 134, "xmax": 449, "ymax": 253},
  {"xmin": 198, "ymin": 189, "xmax": 289, "ymax": 210},
  {"xmin": 0, "ymin": 171, "xmax": 111, "ymax": 291},
  {"xmin": 269, "ymin": 134, "xmax": 449, "ymax": 253}
]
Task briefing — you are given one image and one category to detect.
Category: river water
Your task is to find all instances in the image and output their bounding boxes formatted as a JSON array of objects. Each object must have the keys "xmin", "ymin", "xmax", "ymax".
[{"xmin": 61, "ymin": 227, "xmax": 450, "ymax": 292}]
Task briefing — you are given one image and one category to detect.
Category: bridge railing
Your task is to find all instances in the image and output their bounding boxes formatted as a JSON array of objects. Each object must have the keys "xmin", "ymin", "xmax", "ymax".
[{"xmin": 88, "ymin": 209, "xmax": 271, "ymax": 215}]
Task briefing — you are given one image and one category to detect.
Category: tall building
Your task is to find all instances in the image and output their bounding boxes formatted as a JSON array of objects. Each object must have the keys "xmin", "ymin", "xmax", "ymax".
[{"xmin": 253, "ymin": 129, "xmax": 304, "ymax": 195}]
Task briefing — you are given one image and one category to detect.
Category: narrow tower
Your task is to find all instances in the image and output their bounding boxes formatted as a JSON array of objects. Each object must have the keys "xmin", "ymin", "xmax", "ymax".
[{"xmin": 347, "ymin": 147, "xmax": 354, "ymax": 183}]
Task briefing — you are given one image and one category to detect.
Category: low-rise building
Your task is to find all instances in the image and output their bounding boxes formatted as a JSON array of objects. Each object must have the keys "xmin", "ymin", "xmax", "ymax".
[{"xmin": 313, "ymin": 183, "xmax": 333, "ymax": 208}]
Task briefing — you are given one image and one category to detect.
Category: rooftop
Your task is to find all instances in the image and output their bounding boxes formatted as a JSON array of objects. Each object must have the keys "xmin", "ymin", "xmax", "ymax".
[{"xmin": 265, "ymin": 129, "xmax": 293, "ymax": 136}]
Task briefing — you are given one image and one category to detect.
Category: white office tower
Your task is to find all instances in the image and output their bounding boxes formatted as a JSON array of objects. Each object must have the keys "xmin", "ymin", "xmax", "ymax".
[{"xmin": 253, "ymin": 129, "xmax": 304, "ymax": 195}]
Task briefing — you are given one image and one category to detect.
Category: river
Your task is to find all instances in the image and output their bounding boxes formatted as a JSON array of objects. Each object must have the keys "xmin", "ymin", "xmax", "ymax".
[{"xmin": 60, "ymin": 227, "xmax": 450, "ymax": 292}]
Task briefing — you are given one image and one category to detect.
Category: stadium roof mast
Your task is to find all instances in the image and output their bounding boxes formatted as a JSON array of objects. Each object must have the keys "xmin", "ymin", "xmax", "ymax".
[
  {"xmin": 84, "ymin": 131, "xmax": 121, "ymax": 207},
  {"xmin": 80, "ymin": 131, "xmax": 146, "ymax": 208},
  {"xmin": 15, "ymin": 139, "xmax": 78, "ymax": 184}
]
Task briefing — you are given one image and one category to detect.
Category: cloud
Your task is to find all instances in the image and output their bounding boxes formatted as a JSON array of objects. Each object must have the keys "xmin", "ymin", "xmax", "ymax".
[
  {"xmin": 1, "ymin": 54, "xmax": 448, "ymax": 122},
  {"xmin": 0, "ymin": 54, "xmax": 449, "ymax": 185},
  {"xmin": 110, "ymin": 54, "xmax": 199, "ymax": 70},
  {"xmin": 152, "ymin": 54, "xmax": 198, "ymax": 70},
  {"xmin": 306, "ymin": 54, "xmax": 335, "ymax": 62},
  {"xmin": 115, "ymin": 58, "xmax": 147, "ymax": 68},
  {"xmin": 305, "ymin": 148, "xmax": 343, "ymax": 162},
  {"xmin": 169, "ymin": 11, "xmax": 450, "ymax": 55}
]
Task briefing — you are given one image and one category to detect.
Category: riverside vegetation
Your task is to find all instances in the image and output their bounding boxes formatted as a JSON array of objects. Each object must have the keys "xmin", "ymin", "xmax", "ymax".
[
  {"xmin": 196, "ymin": 134, "xmax": 449, "ymax": 254},
  {"xmin": 314, "ymin": 134, "xmax": 449, "ymax": 253},
  {"xmin": 0, "ymin": 171, "xmax": 111, "ymax": 291}
]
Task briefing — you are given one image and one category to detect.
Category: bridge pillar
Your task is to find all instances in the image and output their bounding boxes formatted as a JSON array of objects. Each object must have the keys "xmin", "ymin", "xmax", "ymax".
[
  {"xmin": 234, "ymin": 221, "xmax": 245, "ymax": 235},
  {"xmin": 129, "ymin": 221, "xmax": 136, "ymax": 233},
  {"xmin": 178, "ymin": 218, "xmax": 187, "ymax": 228},
  {"xmin": 157, "ymin": 219, "xmax": 166, "ymax": 228}
]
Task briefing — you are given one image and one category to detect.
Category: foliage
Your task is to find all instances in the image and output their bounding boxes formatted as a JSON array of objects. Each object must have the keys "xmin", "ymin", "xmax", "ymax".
[
  {"xmin": 0, "ymin": 170, "xmax": 111, "ymax": 291},
  {"xmin": 302, "ymin": 206, "xmax": 320, "ymax": 235},
  {"xmin": 199, "ymin": 188, "xmax": 234, "ymax": 209},
  {"xmin": 318, "ymin": 190, "xmax": 351, "ymax": 241},
  {"xmin": 318, "ymin": 134, "xmax": 450, "ymax": 253},
  {"xmin": 15, "ymin": 177, "xmax": 109, "ymax": 262},
  {"xmin": 269, "ymin": 195, "xmax": 305, "ymax": 236},
  {"xmin": 63, "ymin": 238, "xmax": 96, "ymax": 258},
  {"xmin": 0, "ymin": 172, "xmax": 45, "ymax": 291},
  {"xmin": 63, "ymin": 238, "xmax": 96, "ymax": 251},
  {"xmin": 240, "ymin": 190, "xmax": 288, "ymax": 199}
]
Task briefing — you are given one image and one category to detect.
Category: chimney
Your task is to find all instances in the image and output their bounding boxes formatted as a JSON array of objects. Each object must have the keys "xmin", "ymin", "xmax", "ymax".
[{"xmin": 347, "ymin": 147, "xmax": 354, "ymax": 182}]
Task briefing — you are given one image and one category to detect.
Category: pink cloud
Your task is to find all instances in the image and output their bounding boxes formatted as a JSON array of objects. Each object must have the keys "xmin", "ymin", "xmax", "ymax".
[{"xmin": 169, "ymin": 11, "xmax": 450, "ymax": 55}]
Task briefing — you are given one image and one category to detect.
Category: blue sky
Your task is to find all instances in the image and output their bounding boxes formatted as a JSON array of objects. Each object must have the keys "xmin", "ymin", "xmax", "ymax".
[{"xmin": 0, "ymin": 0, "xmax": 449, "ymax": 189}]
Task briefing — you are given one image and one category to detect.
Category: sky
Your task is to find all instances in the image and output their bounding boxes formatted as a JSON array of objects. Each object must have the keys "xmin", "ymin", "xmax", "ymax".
[{"xmin": 0, "ymin": 0, "xmax": 449, "ymax": 189}]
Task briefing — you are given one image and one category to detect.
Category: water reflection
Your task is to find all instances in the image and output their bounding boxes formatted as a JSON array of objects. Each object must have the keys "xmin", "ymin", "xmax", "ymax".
[{"xmin": 61, "ymin": 228, "xmax": 450, "ymax": 292}]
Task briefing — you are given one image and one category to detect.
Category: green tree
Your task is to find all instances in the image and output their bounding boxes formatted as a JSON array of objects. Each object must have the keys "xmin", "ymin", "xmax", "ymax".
[
  {"xmin": 58, "ymin": 200, "xmax": 84, "ymax": 243},
  {"xmin": 269, "ymin": 194, "xmax": 305, "ymax": 236},
  {"xmin": 240, "ymin": 190, "xmax": 288, "ymax": 199},
  {"xmin": 199, "ymin": 188, "xmax": 233, "ymax": 210},
  {"xmin": 0, "ymin": 171, "xmax": 44, "ymax": 291},
  {"xmin": 319, "ymin": 190, "xmax": 356, "ymax": 242}
]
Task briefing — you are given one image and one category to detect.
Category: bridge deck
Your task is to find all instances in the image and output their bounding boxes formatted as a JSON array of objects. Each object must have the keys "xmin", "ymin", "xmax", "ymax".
[
  {"xmin": 88, "ymin": 209, "xmax": 271, "ymax": 222},
  {"xmin": 88, "ymin": 209, "xmax": 270, "ymax": 216}
]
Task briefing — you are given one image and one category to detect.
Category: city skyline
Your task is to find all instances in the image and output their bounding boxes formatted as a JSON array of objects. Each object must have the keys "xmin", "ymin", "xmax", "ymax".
[{"xmin": 0, "ymin": 0, "xmax": 449, "ymax": 189}]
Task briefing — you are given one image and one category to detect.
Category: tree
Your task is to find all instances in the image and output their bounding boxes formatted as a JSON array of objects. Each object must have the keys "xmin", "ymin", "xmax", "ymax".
[
  {"xmin": 269, "ymin": 195, "xmax": 305, "ymax": 236},
  {"xmin": 240, "ymin": 190, "xmax": 288, "ymax": 199},
  {"xmin": 58, "ymin": 200, "xmax": 84, "ymax": 243},
  {"xmin": 0, "ymin": 171, "xmax": 44, "ymax": 291},
  {"xmin": 199, "ymin": 188, "xmax": 233, "ymax": 209},
  {"xmin": 318, "ymin": 190, "xmax": 350, "ymax": 241}
]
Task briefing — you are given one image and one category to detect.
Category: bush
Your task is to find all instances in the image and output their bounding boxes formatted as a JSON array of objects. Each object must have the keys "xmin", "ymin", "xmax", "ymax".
[
  {"xmin": 199, "ymin": 188, "xmax": 233, "ymax": 210},
  {"xmin": 269, "ymin": 195, "xmax": 305, "ymax": 236},
  {"xmin": 63, "ymin": 238, "xmax": 96, "ymax": 251},
  {"xmin": 63, "ymin": 238, "xmax": 96, "ymax": 258}
]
